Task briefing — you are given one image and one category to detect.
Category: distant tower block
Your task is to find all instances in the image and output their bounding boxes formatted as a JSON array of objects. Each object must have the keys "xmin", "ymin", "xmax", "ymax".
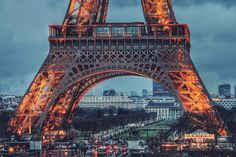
[
  {"xmin": 142, "ymin": 89, "xmax": 148, "ymax": 98},
  {"xmin": 234, "ymin": 86, "xmax": 236, "ymax": 97},
  {"xmin": 218, "ymin": 84, "xmax": 231, "ymax": 98},
  {"xmin": 153, "ymin": 81, "xmax": 171, "ymax": 97}
]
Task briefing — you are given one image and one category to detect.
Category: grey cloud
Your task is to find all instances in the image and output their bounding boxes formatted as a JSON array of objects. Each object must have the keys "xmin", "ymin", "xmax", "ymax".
[
  {"xmin": 0, "ymin": 0, "xmax": 65, "ymax": 94},
  {"xmin": 110, "ymin": 0, "xmax": 139, "ymax": 8},
  {"xmin": 0, "ymin": 75, "xmax": 34, "ymax": 95},
  {"xmin": 110, "ymin": 0, "xmax": 236, "ymax": 8},
  {"xmin": 173, "ymin": 0, "xmax": 236, "ymax": 7},
  {"xmin": 0, "ymin": 0, "xmax": 236, "ymax": 95},
  {"xmin": 174, "ymin": 3, "xmax": 236, "ymax": 93}
]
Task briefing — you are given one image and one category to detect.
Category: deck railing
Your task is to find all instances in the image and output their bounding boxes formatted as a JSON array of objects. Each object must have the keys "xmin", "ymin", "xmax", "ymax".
[{"xmin": 49, "ymin": 24, "xmax": 190, "ymax": 39}]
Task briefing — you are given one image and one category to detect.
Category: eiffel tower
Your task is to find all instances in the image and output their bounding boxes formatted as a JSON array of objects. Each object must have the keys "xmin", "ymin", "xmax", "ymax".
[{"xmin": 9, "ymin": 0, "xmax": 226, "ymax": 136}]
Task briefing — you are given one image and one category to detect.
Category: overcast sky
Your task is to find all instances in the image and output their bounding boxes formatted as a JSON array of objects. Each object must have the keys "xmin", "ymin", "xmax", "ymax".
[{"xmin": 0, "ymin": 0, "xmax": 236, "ymax": 95}]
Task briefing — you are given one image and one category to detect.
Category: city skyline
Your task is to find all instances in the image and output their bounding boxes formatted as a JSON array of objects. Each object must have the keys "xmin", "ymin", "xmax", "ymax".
[
  {"xmin": 3, "ymin": 82, "xmax": 236, "ymax": 97},
  {"xmin": 0, "ymin": 0, "xmax": 236, "ymax": 95}
]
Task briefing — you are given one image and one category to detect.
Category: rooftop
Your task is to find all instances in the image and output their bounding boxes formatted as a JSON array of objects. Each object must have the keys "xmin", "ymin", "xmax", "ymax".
[{"xmin": 145, "ymin": 101, "xmax": 174, "ymax": 108}]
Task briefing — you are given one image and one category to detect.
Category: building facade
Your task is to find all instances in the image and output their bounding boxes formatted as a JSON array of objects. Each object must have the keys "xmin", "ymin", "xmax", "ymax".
[
  {"xmin": 218, "ymin": 84, "xmax": 231, "ymax": 98},
  {"xmin": 103, "ymin": 89, "xmax": 117, "ymax": 96},
  {"xmin": 130, "ymin": 91, "xmax": 138, "ymax": 97},
  {"xmin": 78, "ymin": 95, "xmax": 135, "ymax": 109},
  {"xmin": 153, "ymin": 81, "xmax": 170, "ymax": 97},
  {"xmin": 145, "ymin": 101, "xmax": 183, "ymax": 120},
  {"xmin": 234, "ymin": 85, "xmax": 236, "ymax": 97},
  {"xmin": 129, "ymin": 96, "xmax": 150, "ymax": 109},
  {"xmin": 0, "ymin": 95, "xmax": 22, "ymax": 111},
  {"xmin": 142, "ymin": 89, "xmax": 148, "ymax": 98},
  {"xmin": 152, "ymin": 96, "xmax": 176, "ymax": 103},
  {"xmin": 213, "ymin": 98, "xmax": 236, "ymax": 110}
]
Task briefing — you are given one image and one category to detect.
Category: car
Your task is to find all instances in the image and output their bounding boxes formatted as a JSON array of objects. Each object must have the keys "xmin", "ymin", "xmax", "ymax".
[
  {"xmin": 55, "ymin": 145, "xmax": 66, "ymax": 149},
  {"xmin": 0, "ymin": 147, "xmax": 8, "ymax": 154}
]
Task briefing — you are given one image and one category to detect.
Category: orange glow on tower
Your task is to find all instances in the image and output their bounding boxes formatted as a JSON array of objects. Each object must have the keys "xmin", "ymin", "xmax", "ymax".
[{"xmin": 8, "ymin": 0, "xmax": 227, "ymax": 137}]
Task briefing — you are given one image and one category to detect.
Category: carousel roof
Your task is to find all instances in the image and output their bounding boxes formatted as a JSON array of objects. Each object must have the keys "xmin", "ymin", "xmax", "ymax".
[
  {"xmin": 184, "ymin": 129, "xmax": 214, "ymax": 139},
  {"xmin": 189, "ymin": 129, "xmax": 212, "ymax": 137}
]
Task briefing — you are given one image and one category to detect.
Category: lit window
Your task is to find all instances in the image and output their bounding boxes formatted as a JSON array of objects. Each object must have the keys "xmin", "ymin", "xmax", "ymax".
[
  {"xmin": 97, "ymin": 27, "xmax": 109, "ymax": 36},
  {"xmin": 112, "ymin": 27, "xmax": 125, "ymax": 36},
  {"xmin": 127, "ymin": 27, "xmax": 139, "ymax": 36}
]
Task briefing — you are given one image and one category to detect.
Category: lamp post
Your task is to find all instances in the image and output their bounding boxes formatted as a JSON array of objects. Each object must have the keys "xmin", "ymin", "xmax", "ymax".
[{"xmin": 146, "ymin": 118, "xmax": 149, "ymax": 139}]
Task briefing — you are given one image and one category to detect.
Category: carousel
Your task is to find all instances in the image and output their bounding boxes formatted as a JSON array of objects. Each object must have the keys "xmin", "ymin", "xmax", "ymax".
[{"xmin": 184, "ymin": 129, "xmax": 215, "ymax": 149}]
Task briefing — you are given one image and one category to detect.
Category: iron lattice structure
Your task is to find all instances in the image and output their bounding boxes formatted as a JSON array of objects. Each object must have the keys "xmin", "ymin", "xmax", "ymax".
[{"xmin": 9, "ymin": 0, "xmax": 226, "ymax": 136}]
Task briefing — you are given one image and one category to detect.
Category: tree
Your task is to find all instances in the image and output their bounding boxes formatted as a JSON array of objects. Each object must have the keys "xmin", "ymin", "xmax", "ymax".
[
  {"xmin": 96, "ymin": 109, "xmax": 103, "ymax": 118},
  {"xmin": 117, "ymin": 108, "xmax": 129, "ymax": 115},
  {"xmin": 172, "ymin": 112, "xmax": 197, "ymax": 134},
  {"xmin": 0, "ymin": 111, "xmax": 13, "ymax": 138},
  {"xmin": 215, "ymin": 106, "xmax": 236, "ymax": 140}
]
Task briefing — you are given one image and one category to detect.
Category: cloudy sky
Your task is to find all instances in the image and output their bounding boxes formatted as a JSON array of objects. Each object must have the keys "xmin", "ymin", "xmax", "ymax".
[{"xmin": 0, "ymin": 0, "xmax": 236, "ymax": 95}]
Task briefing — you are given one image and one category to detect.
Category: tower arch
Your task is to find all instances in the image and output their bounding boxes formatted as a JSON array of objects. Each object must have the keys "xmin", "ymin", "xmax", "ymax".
[{"xmin": 9, "ymin": 0, "xmax": 227, "ymax": 136}]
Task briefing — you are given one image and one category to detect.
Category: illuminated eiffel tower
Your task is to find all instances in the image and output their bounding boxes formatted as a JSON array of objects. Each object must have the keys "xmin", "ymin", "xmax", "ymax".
[{"xmin": 9, "ymin": 0, "xmax": 226, "ymax": 136}]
